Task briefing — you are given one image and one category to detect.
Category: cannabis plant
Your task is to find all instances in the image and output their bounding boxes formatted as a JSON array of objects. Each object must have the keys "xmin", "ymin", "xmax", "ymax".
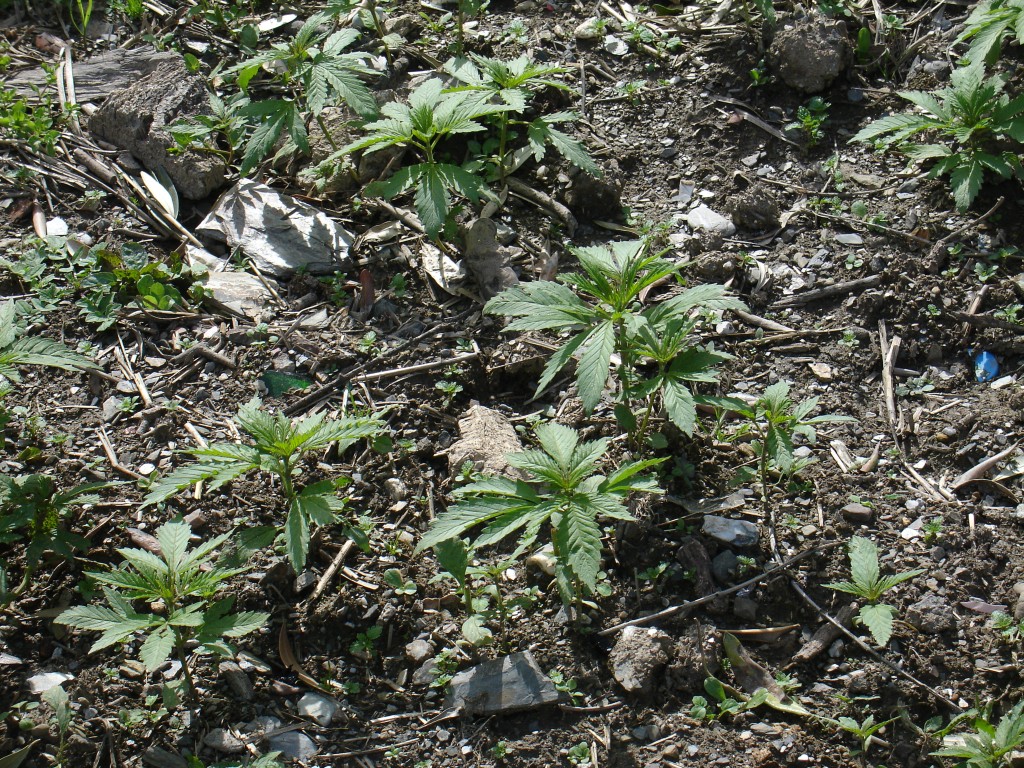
[
  {"xmin": 933, "ymin": 700, "xmax": 1024, "ymax": 768},
  {"xmin": 0, "ymin": 474, "xmax": 109, "ymax": 604},
  {"xmin": 0, "ymin": 299, "xmax": 96, "ymax": 383},
  {"xmin": 957, "ymin": 0, "xmax": 1024, "ymax": 65},
  {"xmin": 734, "ymin": 381, "xmax": 852, "ymax": 494},
  {"xmin": 144, "ymin": 398, "xmax": 384, "ymax": 572},
  {"xmin": 339, "ymin": 78, "xmax": 510, "ymax": 237},
  {"xmin": 486, "ymin": 239, "xmax": 744, "ymax": 439},
  {"xmin": 445, "ymin": 55, "xmax": 598, "ymax": 180},
  {"xmin": 57, "ymin": 519, "xmax": 270, "ymax": 695},
  {"xmin": 416, "ymin": 423, "xmax": 664, "ymax": 610},
  {"xmin": 851, "ymin": 63, "xmax": 1024, "ymax": 210},
  {"xmin": 824, "ymin": 536, "xmax": 924, "ymax": 646},
  {"xmin": 228, "ymin": 12, "xmax": 379, "ymax": 174}
]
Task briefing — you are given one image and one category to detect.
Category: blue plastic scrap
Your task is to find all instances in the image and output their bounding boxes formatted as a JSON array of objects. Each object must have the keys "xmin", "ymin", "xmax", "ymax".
[{"xmin": 974, "ymin": 351, "xmax": 999, "ymax": 383}]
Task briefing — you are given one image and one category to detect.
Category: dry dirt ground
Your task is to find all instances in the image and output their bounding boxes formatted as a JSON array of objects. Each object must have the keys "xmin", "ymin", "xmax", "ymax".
[{"xmin": 2, "ymin": 0, "xmax": 1024, "ymax": 766}]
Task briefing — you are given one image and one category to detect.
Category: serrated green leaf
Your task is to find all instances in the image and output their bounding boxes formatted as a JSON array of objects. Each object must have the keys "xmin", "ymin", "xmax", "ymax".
[
  {"xmin": 848, "ymin": 536, "xmax": 881, "ymax": 593},
  {"xmin": 139, "ymin": 626, "xmax": 175, "ymax": 671},
  {"xmin": 858, "ymin": 603, "xmax": 895, "ymax": 646},
  {"xmin": 575, "ymin": 320, "xmax": 615, "ymax": 412}
]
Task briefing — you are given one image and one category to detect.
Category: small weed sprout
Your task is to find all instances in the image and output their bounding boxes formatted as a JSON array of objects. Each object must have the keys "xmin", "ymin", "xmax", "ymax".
[
  {"xmin": 786, "ymin": 97, "xmax": 830, "ymax": 147},
  {"xmin": 824, "ymin": 536, "xmax": 924, "ymax": 646}
]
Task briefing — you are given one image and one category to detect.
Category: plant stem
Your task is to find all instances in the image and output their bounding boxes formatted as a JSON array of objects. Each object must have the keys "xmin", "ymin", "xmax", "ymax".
[
  {"xmin": 456, "ymin": 0, "xmax": 465, "ymax": 56},
  {"xmin": 176, "ymin": 635, "xmax": 197, "ymax": 700}
]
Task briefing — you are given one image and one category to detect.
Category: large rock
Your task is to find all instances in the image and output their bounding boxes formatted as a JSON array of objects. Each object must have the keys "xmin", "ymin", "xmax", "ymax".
[
  {"xmin": 702, "ymin": 515, "xmax": 760, "ymax": 548},
  {"xmin": 448, "ymin": 405, "xmax": 526, "ymax": 481},
  {"xmin": 464, "ymin": 218, "xmax": 519, "ymax": 300},
  {"xmin": 610, "ymin": 626, "xmax": 673, "ymax": 695},
  {"xmin": 87, "ymin": 57, "xmax": 227, "ymax": 199},
  {"xmin": 197, "ymin": 179, "xmax": 354, "ymax": 278},
  {"xmin": 446, "ymin": 651, "xmax": 561, "ymax": 716},
  {"xmin": 769, "ymin": 17, "xmax": 851, "ymax": 94},
  {"xmin": 907, "ymin": 593, "xmax": 956, "ymax": 634}
]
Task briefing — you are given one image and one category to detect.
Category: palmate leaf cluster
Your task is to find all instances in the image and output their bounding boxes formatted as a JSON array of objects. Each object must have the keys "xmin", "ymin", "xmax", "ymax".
[
  {"xmin": 957, "ymin": 0, "xmax": 1024, "ymax": 65},
  {"xmin": 485, "ymin": 239, "xmax": 745, "ymax": 436},
  {"xmin": 0, "ymin": 300, "xmax": 96, "ymax": 383},
  {"xmin": 57, "ymin": 519, "xmax": 270, "ymax": 673},
  {"xmin": 341, "ymin": 78, "xmax": 511, "ymax": 237},
  {"xmin": 851, "ymin": 63, "xmax": 1024, "ymax": 211},
  {"xmin": 416, "ymin": 423, "xmax": 664, "ymax": 606},
  {"xmin": 933, "ymin": 700, "xmax": 1024, "ymax": 768},
  {"xmin": 0, "ymin": 475, "xmax": 108, "ymax": 599},
  {"xmin": 734, "ymin": 381, "xmax": 853, "ymax": 485},
  {"xmin": 226, "ymin": 12, "xmax": 379, "ymax": 174},
  {"xmin": 445, "ymin": 54, "xmax": 599, "ymax": 178},
  {"xmin": 144, "ymin": 398, "xmax": 384, "ymax": 572},
  {"xmin": 824, "ymin": 536, "xmax": 924, "ymax": 647}
]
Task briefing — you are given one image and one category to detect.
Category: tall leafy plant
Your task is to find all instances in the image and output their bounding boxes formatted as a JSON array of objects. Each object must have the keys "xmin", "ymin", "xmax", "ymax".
[
  {"xmin": 957, "ymin": 0, "xmax": 1024, "ymax": 65},
  {"xmin": 416, "ymin": 423, "xmax": 664, "ymax": 610},
  {"xmin": 485, "ymin": 240, "xmax": 745, "ymax": 440},
  {"xmin": 144, "ymin": 398, "xmax": 384, "ymax": 572}
]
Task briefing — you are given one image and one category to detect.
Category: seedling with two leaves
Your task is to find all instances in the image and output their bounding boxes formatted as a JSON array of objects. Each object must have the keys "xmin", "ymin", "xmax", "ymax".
[
  {"xmin": 57, "ymin": 519, "xmax": 271, "ymax": 697},
  {"xmin": 852, "ymin": 63, "xmax": 1024, "ymax": 211},
  {"xmin": 416, "ymin": 422, "xmax": 664, "ymax": 613},
  {"xmin": 824, "ymin": 536, "xmax": 924, "ymax": 646},
  {"xmin": 144, "ymin": 397, "xmax": 385, "ymax": 573},
  {"xmin": 486, "ymin": 239, "xmax": 745, "ymax": 445}
]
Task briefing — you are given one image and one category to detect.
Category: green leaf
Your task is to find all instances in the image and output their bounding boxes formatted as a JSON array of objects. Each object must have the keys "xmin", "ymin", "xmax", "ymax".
[
  {"xmin": 847, "ymin": 536, "xmax": 881, "ymax": 593},
  {"xmin": 950, "ymin": 157, "xmax": 985, "ymax": 211},
  {"xmin": 858, "ymin": 603, "xmax": 895, "ymax": 646},
  {"xmin": 534, "ymin": 423, "xmax": 580, "ymax": 471},
  {"xmin": 662, "ymin": 378, "xmax": 698, "ymax": 435},
  {"xmin": 575, "ymin": 320, "xmax": 615, "ymax": 412},
  {"xmin": 555, "ymin": 501, "xmax": 603, "ymax": 594},
  {"xmin": 432, "ymin": 537, "xmax": 469, "ymax": 583},
  {"xmin": 156, "ymin": 519, "xmax": 191, "ymax": 572},
  {"xmin": 139, "ymin": 626, "xmax": 175, "ymax": 671},
  {"xmin": 284, "ymin": 506, "xmax": 310, "ymax": 572},
  {"xmin": 461, "ymin": 614, "xmax": 493, "ymax": 646},
  {"xmin": 415, "ymin": 163, "xmax": 450, "ymax": 237}
]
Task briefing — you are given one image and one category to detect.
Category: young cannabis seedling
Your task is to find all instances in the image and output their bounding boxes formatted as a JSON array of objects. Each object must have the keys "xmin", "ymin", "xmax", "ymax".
[
  {"xmin": 416, "ymin": 422, "xmax": 664, "ymax": 611},
  {"xmin": 957, "ymin": 0, "xmax": 1024, "ymax": 65},
  {"xmin": 227, "ymin": 12, "xmax": 379, "ymax": 174},
  {"xmin": 990, "ymin": 611, "xmax": 1024, "ymax": 643},
  {"xmin": 486, "ymin": 239, "xmax": 744, "ymax": 440},
  {"xmin": 735, "ymin": 381, "xmax": 853, "ymax": 497},
  {"xmin": 0, "ymin": 474, "xmax": 110, "ymax": 605},
  {"xmin": 824, "ymin": 536, "xmax": 924, "ymax": 646},
  {"xmin": 339, "ymin": 78, "xmax": 510, "ymax": 237},
  {"xmin": 57, "ymin": 519, "xmax": 270, "ymax": 696},
  {"xmin": 932, "ymin": 700, "xmax": 1024, "ymax": 768},
  {"xmin": 144, "ymin": 397, "xmax": 384, "ymax": 572},
  {"xmin": 445, "ymin": 55, "xmax": 598, "ymax": 181},
  {"xmin": 838, "ymin": 714, "xmax": 895, "ymax": 755},
  {"xmin": 786, "ymin": 97, "xmax": 830, "ymax": 147},
  {"xmin": 0, "ymin": 300, "xmax": 96, "ymax": 383},
  {"xmin": 851, "ymin": 63, "xmax": 1024, "ymax": 211}
]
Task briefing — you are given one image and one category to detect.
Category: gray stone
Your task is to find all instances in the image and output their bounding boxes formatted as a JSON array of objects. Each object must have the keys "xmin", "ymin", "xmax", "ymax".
[
  {"xmin": 269, "ymin": 730, "xmax": 318, "ymax": 761},
  {"xmin": 733, "ymin": 596, "xmax": 760, "ymax": 622},
  {"xmin": 204, "ymin": 728, "xmax": 245, "ymax": 753},
  {"xmin": 405, "ymin": 638, "xmax": 434, "ymax": 664},
  {"xmin": 219, "ymin": 661, "xmax": 254, "ymax": 702},
  {"xmin": 26, "ymin": 671, "xmax": 73, "ymax": 694},
  {"xmin": 412, "ymin": 658, "xmax": 440, "ymax": 686},
  {"xmin": 609, "ymin": 626, "xmax": 672, "ymax": 695},
  {"xmin": 384, "ymin": 478, "xmax": 408, "ymax": 502},
  {"xmin": 297, "ymin": 692, "xmax": 339, "ymax": 727},
  {"xmin": 88, "ymin": 57, "xmax": 227, "ymax": 200},
  {"xmin": 464, "ymin": 218, "xmax": 519, "ymax": 300},
  {"xmin": 702, "ymin": 515, "xmax": 759, "ymax": 548},
  {"xmin": 835, "ymin": 233, "xmax": 864, "ymax": 246},
  {"xmin": 686, "ymin": 204, "xmax": 736, "ymax": 237},
  {"xmin": 294, "ymin": 570, "xmax": 317, "ymax": 593},
  {"xmin": 202, "ymin": 271, "xmax": 274, "ymax": 321},
  {"xmin": 142, "ymin": 746, "xmax": 189, "ymax": 768},
  {"xmin": 197, "ymin": 179, "xmax": 354, "ymax": 277},
  {"xmin": 448, "ymin": 405, "xmax": 526, "ymax": 481},
  {"xmin": 711, "ymin": 550, "xmax": 739, "ymax": 584},
  {"xmin": 769, "ymin": 16, "xmax": 851, "ymax": 94},
  {"xmin": 907, "ymin": 593, "xmax": 956, "ymax": 634},
  {"xmin": 574, "ymin": 18, "xmax": 602, "ymax": 40},
  {"xmin": 841, "ymin": 502, "xmax": 873, "ymax": 523},
  {"xmin": 445, "ymin": 651, "xmax": 561, "ymax": 716}
]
